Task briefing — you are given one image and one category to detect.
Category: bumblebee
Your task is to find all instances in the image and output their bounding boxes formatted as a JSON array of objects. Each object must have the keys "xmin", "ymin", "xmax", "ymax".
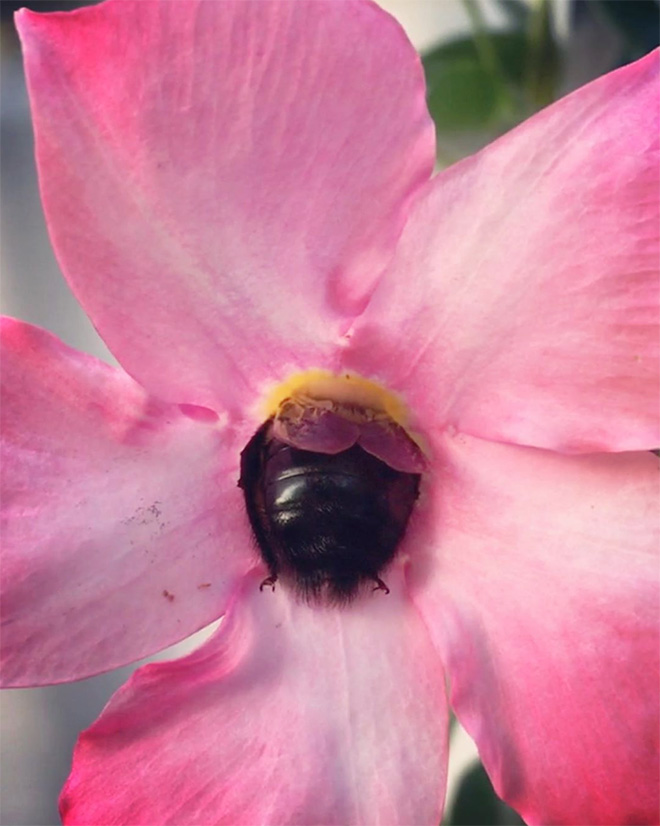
[{"xmin": 239, "ymin": 416, "xmax": 421, "ymax": 603}]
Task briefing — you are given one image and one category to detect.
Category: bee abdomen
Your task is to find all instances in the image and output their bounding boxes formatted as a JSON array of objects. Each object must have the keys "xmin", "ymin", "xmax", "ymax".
[{"xmin": 240, "ymin": 420, "xmax": 420, "ymax": 603}]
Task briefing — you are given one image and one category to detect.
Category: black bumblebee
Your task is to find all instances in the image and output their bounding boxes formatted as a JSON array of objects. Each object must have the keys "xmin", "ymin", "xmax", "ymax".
[{"xmin": 239, "ymin": 418, "xmax": 421, "ymax": 603}]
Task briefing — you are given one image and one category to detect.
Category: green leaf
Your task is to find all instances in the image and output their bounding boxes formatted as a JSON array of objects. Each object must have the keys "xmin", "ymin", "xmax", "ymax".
[
  {"xmin": 525, "ymin": 0, "xmax": 560, "ymax": 108},
  {"xmin": 424, "ymin": 53, "xmax": 499, "ymax": 131},
  {"xmin": 422, "ymin": 32, "xmax": 528, "ymax": 138}
]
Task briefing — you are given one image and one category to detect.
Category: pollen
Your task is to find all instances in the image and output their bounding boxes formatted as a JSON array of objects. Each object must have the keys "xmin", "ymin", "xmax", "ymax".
[{"xmin": 261, "ymin": 368, "xmax": 426, "ymax": 454}]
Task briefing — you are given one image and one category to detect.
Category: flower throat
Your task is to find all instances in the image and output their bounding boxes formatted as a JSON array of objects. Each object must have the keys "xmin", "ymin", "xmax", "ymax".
[{"xmin": 239, "ymin": 371, "xmax": 424, "ymax": 604}]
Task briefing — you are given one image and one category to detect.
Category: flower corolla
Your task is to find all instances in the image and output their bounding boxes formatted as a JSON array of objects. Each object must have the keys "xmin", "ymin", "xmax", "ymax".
[{"xmin": 1, "ymin": 2, "xmax": 659, "ymax": 825}]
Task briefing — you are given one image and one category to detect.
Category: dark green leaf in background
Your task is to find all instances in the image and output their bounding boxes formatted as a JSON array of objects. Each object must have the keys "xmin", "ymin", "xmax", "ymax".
[
  {"xmin": 422, "ymin": 31, "xmax": 530, "ymax": 162},
  {"xmin": 592, "ymin": 0, "xmax": 660, "ymax": 61},
  {"xmin": 446, "ymin": 760, "xmax": 525, "ymax": 826}
]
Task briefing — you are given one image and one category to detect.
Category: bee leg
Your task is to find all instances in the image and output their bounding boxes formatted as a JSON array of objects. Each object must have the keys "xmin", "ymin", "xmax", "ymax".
[
  {"xmin": 259, "ymin": 575, "xmax": 278, "ymax": 593},
  {"xmin": 372, "ymin": 577, "xmax": 390, "ymax": 595}
]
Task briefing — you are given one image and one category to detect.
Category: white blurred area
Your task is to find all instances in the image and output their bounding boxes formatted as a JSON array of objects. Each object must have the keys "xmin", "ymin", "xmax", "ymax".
[{"xmin": 0, "ymin": 0, "xmax": 617, "ymax": 823}]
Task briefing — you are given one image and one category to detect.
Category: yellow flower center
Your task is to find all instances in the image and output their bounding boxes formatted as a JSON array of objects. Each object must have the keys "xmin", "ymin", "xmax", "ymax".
[{"xmin": 261, "ymin": 369, "xmax": 426, "ymax": 455}]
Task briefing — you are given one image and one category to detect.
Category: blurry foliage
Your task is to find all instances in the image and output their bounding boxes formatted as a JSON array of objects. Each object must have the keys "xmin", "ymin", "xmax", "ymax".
[
  {"xmin": 423, "ymin": 0, "xmax": 659, "ymax": 164},
  {"xmin": 587, "ymin": 0, "xmax": 660, "ymax": 61},
  {"xmin": 495, "ymin": 0, "xmax": 531, "ymax": 27},
  {"xmin": 422, "ymin": 0, "xmax": 558, "ymax": 162},
  {"xmin": 446, "ymin": 760, "xmax": 525, "ymax": 826},
  {"xmin": 423, "ymin": 31, "xmax": 531, "ymax": 129}
]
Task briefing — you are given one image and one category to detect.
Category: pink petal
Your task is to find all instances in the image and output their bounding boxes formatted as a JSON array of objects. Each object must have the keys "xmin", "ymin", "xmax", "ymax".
[
  {"xmin": 1, "ymin": 318, "xmax": 254, "ymax": 686},
  {"xmin": 17, "ymin": 0, "xmax": 434, "ymax": 417},
  {"xmin": 344, "ymin": 50, "xmax": 660, "ymax": 453},
  {"xmin": 411, "ymin": 431, "xmax": 659, "ymax": 825},
  {"xmin": 60, "ymin": 570, "xmax": 448, "ymax": 826}
]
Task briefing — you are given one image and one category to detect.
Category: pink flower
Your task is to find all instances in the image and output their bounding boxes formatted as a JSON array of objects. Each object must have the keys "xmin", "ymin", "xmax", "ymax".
[{"xmin": 2, "ymin": 1, "xmax": 658, "ymax": 824}]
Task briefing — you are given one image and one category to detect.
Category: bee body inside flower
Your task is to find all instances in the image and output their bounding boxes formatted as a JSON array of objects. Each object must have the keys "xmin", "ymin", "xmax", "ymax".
[{"xmin": 240, "ymin": 376, "xmax": 423, "ymax": 603}]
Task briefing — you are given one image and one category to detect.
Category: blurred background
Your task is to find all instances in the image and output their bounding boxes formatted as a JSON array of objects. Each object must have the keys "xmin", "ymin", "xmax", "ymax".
[{"xmin": 1, "ymin": 1, "xmax": 658, "ymax": 823}]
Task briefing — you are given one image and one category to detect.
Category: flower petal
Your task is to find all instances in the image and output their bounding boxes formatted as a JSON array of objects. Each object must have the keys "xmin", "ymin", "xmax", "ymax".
[
  {"xmin": 344, "ymin": 50, "xmax": 660, "ymax": 453},
  {"xmin": 0, "ymin": 318, "xmax": 254, "ymax": 686},
  {"xmin": 411, "ymin": 432, "xmax": 659, "ymax": 825},
  {"xmin": 17, "ymin": 0, "xmax": 435, "ymax": 416},
  {"xmin": 60, "ymin": 570, "xmax": 448, "ymax": 826}
]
